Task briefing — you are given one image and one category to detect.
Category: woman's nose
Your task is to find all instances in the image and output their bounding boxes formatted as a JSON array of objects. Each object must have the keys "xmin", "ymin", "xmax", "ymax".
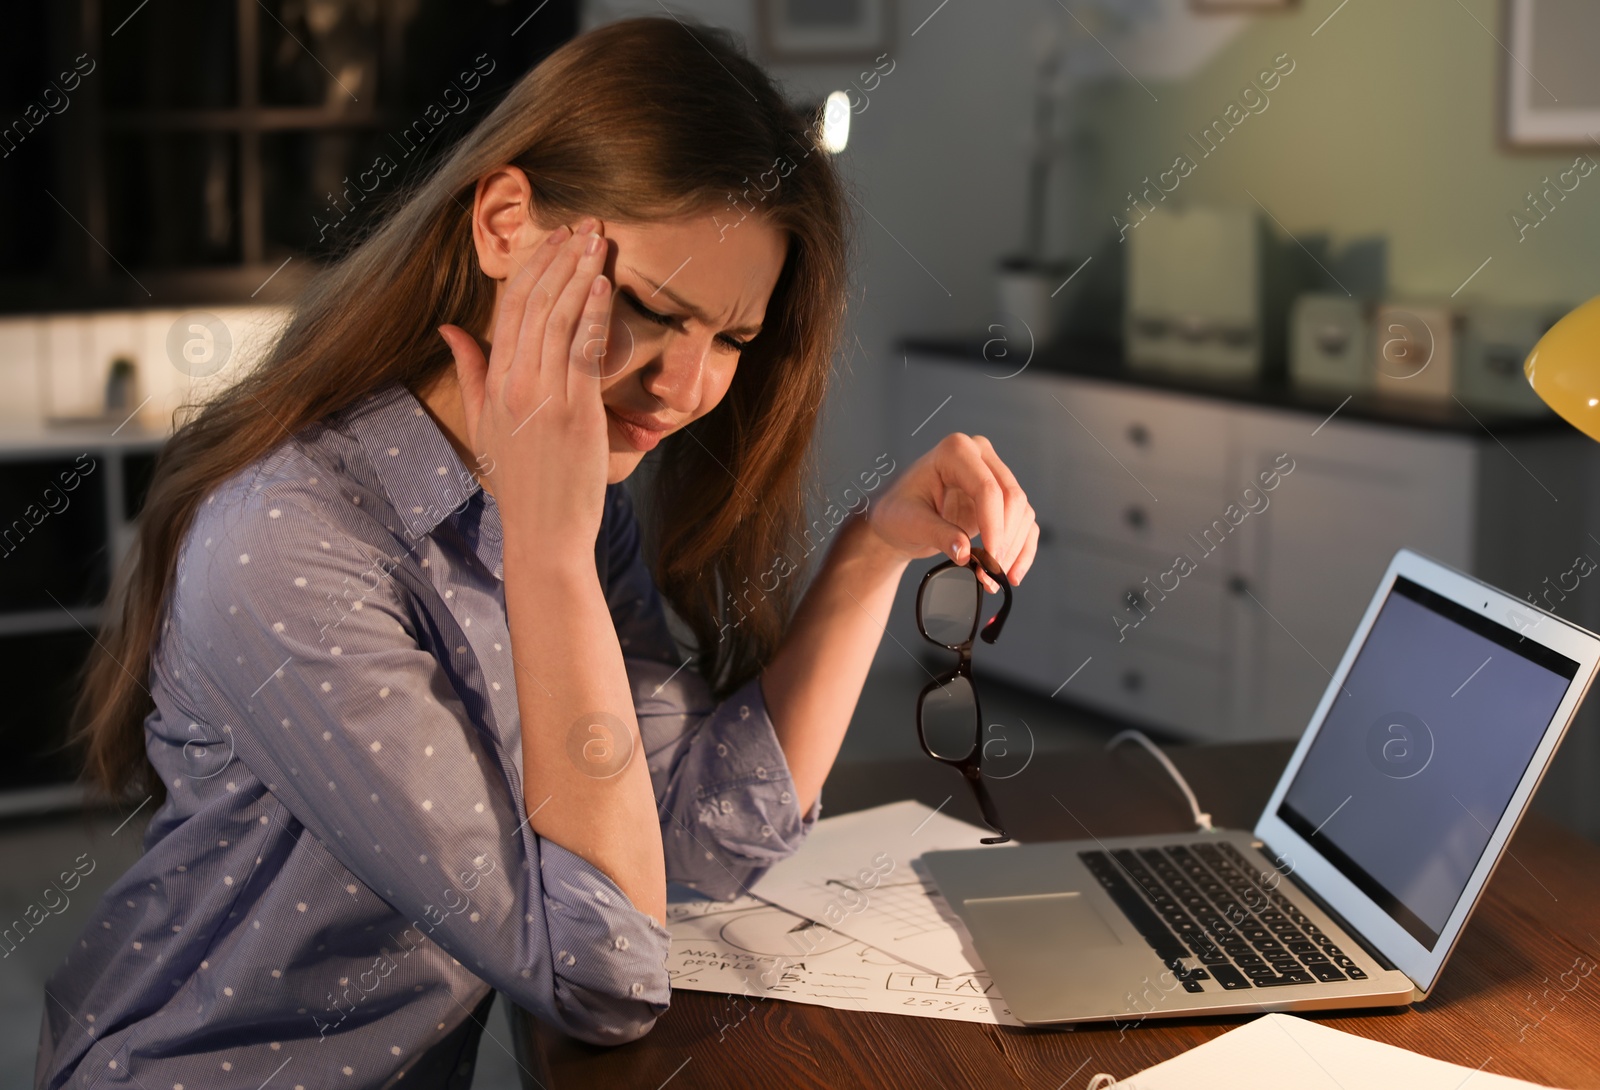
[{"xmin": 642, "ymin": 335, "xmax": 708, "ymax": 415}]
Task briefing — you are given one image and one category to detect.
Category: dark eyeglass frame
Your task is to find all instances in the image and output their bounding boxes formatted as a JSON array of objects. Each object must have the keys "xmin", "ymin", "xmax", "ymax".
[{"xmin": 914, "ymin": 545, "xmax": 1015, "ymax": 845}]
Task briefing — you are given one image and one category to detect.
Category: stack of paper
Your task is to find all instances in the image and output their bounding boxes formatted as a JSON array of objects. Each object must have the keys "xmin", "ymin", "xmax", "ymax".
[
  {"xmin": 743, "ymin": 798, "xmax": 1014, "ymax": 976},
  {"xmin": 666, "ymin": 799, "xmax": 1022, "ymax": 1025},
  {"xmin": 1101, "ymin": 1013, "xmax": 1565, "ymax": 1089}
]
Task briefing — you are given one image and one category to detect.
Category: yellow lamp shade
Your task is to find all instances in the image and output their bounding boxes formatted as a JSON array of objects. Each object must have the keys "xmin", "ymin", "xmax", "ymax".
[{"xmin": 1526, "ymin": 294, "xmax": 1600, "ymax": 442}]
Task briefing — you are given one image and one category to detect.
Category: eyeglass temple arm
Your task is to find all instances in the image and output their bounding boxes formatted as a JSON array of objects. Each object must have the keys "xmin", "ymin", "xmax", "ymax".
[
  {"xmin": 971, "ymin": 548, "xmax": 1014, "ymax": 644},
  {"xmin": 965, "ymin": 770, "xmax": 1011, "ymax": 844}
]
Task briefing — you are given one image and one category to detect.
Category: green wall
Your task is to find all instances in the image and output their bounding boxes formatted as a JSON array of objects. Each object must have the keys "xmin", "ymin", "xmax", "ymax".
[{"xmin": 1082, "ymin": 0, "xmax": 1600, "ymax": 308}]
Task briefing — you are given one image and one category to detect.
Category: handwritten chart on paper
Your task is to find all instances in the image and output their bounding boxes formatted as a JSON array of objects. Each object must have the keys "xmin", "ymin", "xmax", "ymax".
[
  {"xmin": 745, "ymin": 799, "xmax": 1014, "ymax": 977},
  {"xmin": 666, "ymin": 893, "xmax": 1022, "ymax": 1026}
]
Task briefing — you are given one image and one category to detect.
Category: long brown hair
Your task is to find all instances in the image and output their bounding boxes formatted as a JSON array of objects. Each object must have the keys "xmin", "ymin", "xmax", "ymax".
[{"xmin": 75, "ymin": 16, "xmax": 850, "ymax": 807}]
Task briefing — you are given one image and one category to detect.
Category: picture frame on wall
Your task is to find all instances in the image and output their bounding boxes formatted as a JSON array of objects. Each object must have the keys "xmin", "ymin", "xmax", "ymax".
[
  {"xmin": 757, "ymin": 0, "xmax": 893, "ymax": 64},
  {"xmin": 1503, "ymin": 0, "xmax": 1600, "ymax": 148}
]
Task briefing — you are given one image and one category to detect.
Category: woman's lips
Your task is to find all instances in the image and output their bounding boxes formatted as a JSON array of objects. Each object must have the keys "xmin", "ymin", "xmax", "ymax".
[{"xmin": 606, "ymin": 407, "xmax": 670, "ymax": 452}]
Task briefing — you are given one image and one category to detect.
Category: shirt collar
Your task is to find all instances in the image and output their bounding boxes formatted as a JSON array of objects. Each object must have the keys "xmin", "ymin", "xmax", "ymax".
[{"xmin": 347, "ymin": 381, "xmax": 482, "ymax": 541}]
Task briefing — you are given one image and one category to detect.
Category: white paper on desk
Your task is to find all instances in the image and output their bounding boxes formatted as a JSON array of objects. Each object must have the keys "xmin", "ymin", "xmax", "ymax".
[
  {"xmin": 1107, "ymin": 1013, "xmax": 1563, "ymax": 1089},
  {"xmin": 665, "ymin": 893, "xmax": 1024, "ymax": 1026},
  {"xmin": 745, "ymin": 799, "xmax": 1013, "ymax": 977}
]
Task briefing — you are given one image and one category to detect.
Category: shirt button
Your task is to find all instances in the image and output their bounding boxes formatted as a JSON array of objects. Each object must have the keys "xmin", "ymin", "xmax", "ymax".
[
  {"xmin": 780, "ymin": 791, "xmax": 792, "ymax": 804},
  {"xmin": 761, "ymin": 824, "xmax": 774, "ymax": 837},
  {"xmin": 719, "ymin": 799, "xmax": 733, "ymax": 814},
  {"xmin": 755, "ymin": 766, "xmax": 767, "ymax": 779}
]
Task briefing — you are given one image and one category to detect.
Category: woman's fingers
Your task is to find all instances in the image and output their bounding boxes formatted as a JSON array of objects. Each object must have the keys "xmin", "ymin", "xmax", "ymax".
[
  {"xmin": 486, "ymin": 224, "xmax": 572, "ymax": 394},
  {"xmin": 931, "ymin": 487, "xmax": 1002, "ymax": 590},
  {"xmin": 898, "ymin": 493, "xmax": 976, "ymax": 566},
  {"xmin": 508, "ymin": 230, "xmax": 588, "ymax": 407},
  {"xmin": 941, "ymin": 434, "xmax": 1035, "ymax": 574},
  {"xmin": 570, "ymin": 273, "xmax": 615, "ymax": 398},
  {"xmin": 936, "ymin": 435, "xmax": 1010, "ymax": 573},
  {"xmin": 968, "ymin": 436, "xmax": 1033, "ymax": 571},
  {"xmin": 1010, "ymin": 520, "xmax": 1040, "ymax": 587},
  {"xmin": 542, "ymin": 230, "xmax": 611, "ymax": 400}
]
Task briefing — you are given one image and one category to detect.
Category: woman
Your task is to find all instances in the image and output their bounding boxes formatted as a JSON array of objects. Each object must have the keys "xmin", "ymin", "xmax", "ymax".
[{"xmin": 38, "ymin": 16, "xmax": 1037, "ymax": 1088}]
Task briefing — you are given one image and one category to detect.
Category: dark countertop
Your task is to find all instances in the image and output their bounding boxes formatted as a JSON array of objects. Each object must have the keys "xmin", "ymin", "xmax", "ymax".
[{"xmin": 899, "ymin": 335, "xmax": 1574, "ymax": 437}]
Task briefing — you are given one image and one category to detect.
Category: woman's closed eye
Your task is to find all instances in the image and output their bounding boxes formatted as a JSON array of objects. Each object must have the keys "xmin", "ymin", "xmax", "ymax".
[{"xmin": 618, "ymin": 288, "xmax": 751, "ymax": 353}]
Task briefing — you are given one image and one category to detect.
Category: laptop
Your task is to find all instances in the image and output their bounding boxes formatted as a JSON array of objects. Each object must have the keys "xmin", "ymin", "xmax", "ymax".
[{"xmin": 921, "ymin": 548, "xmax": 1600, "ymax": 1026}]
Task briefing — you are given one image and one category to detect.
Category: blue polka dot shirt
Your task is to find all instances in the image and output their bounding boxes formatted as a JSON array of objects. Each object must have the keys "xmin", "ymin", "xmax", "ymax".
[{"xmin": 35, "ymin": 380, "xmax": 819, "ymax": 1088}]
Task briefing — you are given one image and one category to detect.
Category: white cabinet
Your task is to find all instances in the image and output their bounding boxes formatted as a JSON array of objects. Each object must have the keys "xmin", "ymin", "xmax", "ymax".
[
  {"xmin": 895, "ymin": 351, "xmax": 1582, "ymax": 742},
  {"xmin": 1224, "ymin": 417, "xmax": 1476, "ymax": 739}
]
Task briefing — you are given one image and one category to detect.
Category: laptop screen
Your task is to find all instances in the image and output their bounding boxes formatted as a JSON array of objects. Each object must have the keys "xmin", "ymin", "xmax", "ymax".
[{"xmin": 1276, "ymin": 575, "xmax": 1578, "ymax": 950}]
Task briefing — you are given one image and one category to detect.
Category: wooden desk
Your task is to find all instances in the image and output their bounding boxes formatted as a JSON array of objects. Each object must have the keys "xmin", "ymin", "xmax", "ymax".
[{"xmin": 516, "ymin": 742, "xmax": 1600, "ymax": 1089}]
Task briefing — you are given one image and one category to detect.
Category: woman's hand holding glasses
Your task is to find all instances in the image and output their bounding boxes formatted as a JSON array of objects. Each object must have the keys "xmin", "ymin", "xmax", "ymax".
[
  {"xmin": 862, "ymin": 432, "xmax": 1039, "ymax": 591},
  {"xmin": 853, "ymin": 430, "xmax": 1037, "ymax": 844}
]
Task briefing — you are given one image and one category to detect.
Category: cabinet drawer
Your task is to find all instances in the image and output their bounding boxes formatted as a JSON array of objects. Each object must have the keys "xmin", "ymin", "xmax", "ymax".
[
  {"xmin": 1047, "ymin": 379, "xmax": 1233, "ymax": 487},
  {"xmin": 1054, "ymin": 545, "xmax": 1228, "ymax": 659},
  {"xmin": 1052, "ymin": 466, "xmax": 1229, "ymax": 561},
  {"xmin": 1049, "ymin": 623, "xmax": 1227, "ymax": 740}
]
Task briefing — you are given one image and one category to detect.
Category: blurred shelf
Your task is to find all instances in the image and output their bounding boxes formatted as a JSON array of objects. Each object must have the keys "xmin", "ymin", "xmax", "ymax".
[{"xmin": 0, "ymin": 261, "xmax": 315, "ymax": 313}]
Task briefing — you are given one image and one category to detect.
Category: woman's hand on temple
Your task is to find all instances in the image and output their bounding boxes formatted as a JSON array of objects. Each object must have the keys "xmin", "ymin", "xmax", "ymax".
[
  {"xmin": 862, "ymin": 433, "xmax": 1039, "ymax": 590},
  {"xmin": 437, "ymin": 217, "xmax": 615, "ymax": 551}
]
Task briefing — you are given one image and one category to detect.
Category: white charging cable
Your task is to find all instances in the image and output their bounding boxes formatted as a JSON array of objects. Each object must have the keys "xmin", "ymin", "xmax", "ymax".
[
  {"xmin": 1105, "ymin": 728, "xmax": 1214, "ymax": 832},
  {"xmin": 1076, "ymin": 729, "xmax": 1212, "ymax": 1086},
  {"xmin": 1072, "ymin": 731, "xmax": 1212, "ymax": 1086}
]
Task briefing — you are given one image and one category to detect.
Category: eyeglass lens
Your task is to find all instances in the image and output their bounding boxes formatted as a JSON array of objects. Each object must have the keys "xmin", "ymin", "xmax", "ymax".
[
  {"xmin": 920, "ymin": 566, "xmax": 978, "ymax": 646},
  {"xmin": 921, "ymin": 674, "xmax": 978, "ymax": 761}
]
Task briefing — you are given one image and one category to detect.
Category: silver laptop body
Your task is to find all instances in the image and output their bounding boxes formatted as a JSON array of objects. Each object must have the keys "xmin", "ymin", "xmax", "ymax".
[{"xmin": 923, "ymin": 549, "xmax": 1600, "ymax": 1026}]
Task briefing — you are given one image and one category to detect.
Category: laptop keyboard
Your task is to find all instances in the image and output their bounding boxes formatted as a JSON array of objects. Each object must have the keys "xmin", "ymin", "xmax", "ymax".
[{"xmin": 1079, "ymin": 841, "xmax": 1370, "ymax": 992}]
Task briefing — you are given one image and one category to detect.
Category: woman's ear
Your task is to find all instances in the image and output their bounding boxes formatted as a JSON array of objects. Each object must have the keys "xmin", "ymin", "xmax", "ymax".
[{"xmin": 470, "ymin": 166, "xmax": 546, "ymax": 280}]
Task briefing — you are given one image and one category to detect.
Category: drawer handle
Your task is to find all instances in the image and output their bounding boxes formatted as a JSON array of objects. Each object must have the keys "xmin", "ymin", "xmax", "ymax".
[
  {"xmin": 1126, "ymin": 423, "xmax": 1150, "ymax": 448},
  {"xmin": 1124, "ymin": 505, "xmax": 1148, "ymax": 531},
  {"xmin": 1121, "ymin": 669, "xmax": 1144, "ymax": 693}
]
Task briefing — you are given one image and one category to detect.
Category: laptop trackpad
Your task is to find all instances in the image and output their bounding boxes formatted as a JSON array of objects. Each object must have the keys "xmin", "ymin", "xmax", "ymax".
[{"xmin": 960, "ymin": 891, "xmax": 1125, "ymax": 950}]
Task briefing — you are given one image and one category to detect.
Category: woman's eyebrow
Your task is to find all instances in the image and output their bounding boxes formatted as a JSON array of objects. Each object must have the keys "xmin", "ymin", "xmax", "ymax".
[{"xmin": 623, "ymin": 263, "xmax": 763, "ymax": 337}]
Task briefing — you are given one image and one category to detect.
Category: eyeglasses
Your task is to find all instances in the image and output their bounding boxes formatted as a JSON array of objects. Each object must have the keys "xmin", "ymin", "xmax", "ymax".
[{"xmin": 914, "ymin": 545, "xmax": 1014, "ymax": 845}]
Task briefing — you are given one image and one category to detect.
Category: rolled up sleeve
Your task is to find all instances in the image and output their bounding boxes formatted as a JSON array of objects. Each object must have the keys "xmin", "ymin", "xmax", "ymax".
[
  {"xmin": 645, "ymin": 672, "xmax": 820, "ymax": 898},
  {"xmin": 601, "ymin": 485, "xmax": 821, "ymax": 900},
  {"xmin": 176, "ymin": 482, "xmax": 671, "ymax": 1045}
]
